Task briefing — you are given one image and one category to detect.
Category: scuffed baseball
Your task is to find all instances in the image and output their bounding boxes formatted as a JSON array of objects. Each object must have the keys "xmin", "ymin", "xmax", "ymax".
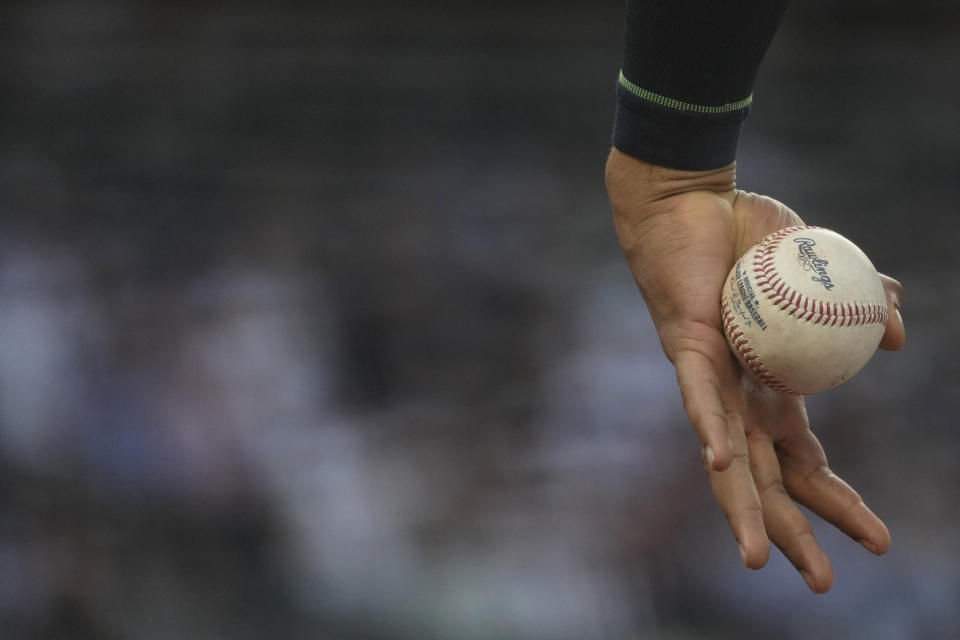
[{"xmin": 720, "ymin": 226, "xmax": 887, "ymax": 394}]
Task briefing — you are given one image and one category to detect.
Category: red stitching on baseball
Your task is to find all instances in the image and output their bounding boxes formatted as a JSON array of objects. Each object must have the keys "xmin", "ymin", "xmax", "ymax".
[
  {"xmin": 721, "ymin": 296, "xmax": 798, "ymax": 394},
  {"xmin": 750, "ymin": 226, "xmax": 888, "ymax": 329}
]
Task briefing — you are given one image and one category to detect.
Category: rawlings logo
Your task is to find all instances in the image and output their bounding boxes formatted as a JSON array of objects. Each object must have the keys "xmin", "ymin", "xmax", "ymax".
[{"xmin": 793, "ymin": 237, "xmax": 835, "ymax": 290}]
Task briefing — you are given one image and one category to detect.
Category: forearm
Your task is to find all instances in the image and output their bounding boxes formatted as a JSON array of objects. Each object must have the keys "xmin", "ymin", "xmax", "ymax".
[{"xmin": 613, "ymin": 0, "xmax": 791, "ymax": 170}]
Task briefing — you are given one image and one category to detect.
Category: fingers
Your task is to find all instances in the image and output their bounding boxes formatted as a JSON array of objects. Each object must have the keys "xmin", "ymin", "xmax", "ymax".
[
  {"xmin": 707, "ymin": 411, "xmax": 770, "ymax": 570},
  {"xmin": 778, "ymin": 429, "xmax": 892, "ymax": 556},
  {"xmin": 675, "ymin": 349, "xmax": 735, "ymax": 471},
  {"xmin": 747, "ymin": 429, "xmax": 834, "ymax": 593},
  {"xmin": 879, "ymin": 273, "xmax": 905, "ymax": 351},
  {"xmin": 675, "ymin": 347, "xmax": 770, "ymax": 568}
]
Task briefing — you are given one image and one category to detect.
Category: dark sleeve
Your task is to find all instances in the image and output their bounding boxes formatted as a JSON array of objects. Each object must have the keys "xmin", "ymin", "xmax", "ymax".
[{"xmin": 612, "ymin": 0, "xmax": 791, "ymax": 170}]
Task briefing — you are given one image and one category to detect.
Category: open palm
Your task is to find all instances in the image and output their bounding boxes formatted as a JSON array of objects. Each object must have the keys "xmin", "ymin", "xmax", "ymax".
[{"xmin": 606, "ymin": 148, "xmax": 905, "ymax": 593}]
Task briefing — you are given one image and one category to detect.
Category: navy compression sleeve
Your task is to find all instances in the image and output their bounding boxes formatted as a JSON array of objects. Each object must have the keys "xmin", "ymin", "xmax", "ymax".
[{"xmin": 613, "ymin": 0, "xmax": 791, "ymax": 170}]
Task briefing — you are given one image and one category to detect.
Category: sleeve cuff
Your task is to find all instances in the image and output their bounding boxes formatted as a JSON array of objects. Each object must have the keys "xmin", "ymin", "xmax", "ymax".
[{"xmin": 612, "ymin": 80, "xmax": 750, "ymax": 171}]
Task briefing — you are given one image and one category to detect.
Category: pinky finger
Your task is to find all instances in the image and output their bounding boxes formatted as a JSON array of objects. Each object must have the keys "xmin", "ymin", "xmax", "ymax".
[{"xmin": 878, "ymin": 274, "xmax": 905, "ymax": 351}]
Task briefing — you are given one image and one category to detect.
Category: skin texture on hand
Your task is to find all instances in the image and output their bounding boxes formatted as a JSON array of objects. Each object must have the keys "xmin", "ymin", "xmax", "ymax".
[{"xmin": 605, "ymin": 147, "xmax": 906, "ymax": 593}]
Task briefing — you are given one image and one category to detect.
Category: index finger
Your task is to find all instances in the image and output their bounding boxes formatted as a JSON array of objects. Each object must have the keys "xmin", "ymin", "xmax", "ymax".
[{"xmin": 675, "ymin": 348, "xmax": 735, "ymax": 471}]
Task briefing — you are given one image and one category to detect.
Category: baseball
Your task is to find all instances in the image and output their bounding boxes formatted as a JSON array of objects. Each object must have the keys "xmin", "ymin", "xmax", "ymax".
[{"xmin": 720, "ymin": 226, "xmax": 887, "ymax": 394}]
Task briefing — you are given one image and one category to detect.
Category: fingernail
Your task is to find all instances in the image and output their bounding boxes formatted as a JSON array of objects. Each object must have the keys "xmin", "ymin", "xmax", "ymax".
[
  {"xmin": 738, "ymin": 543, "xmax": 747, "ymax": 565},
  {"xmin": 800, "ymin": 569, "xmax": 817, "ymax": 592},
  {"xmin": 860, "ymin": 539, "xmax": 878, "ymax": 554},
  {"xmin": 704, "ymin": 446, "xmax": 716, "ymax": 469}
]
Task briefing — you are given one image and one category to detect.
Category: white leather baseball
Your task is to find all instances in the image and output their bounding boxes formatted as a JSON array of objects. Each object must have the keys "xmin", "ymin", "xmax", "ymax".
[{"xmin": 720, "ymin": 226, "xmax": 887, "ymax": 394}]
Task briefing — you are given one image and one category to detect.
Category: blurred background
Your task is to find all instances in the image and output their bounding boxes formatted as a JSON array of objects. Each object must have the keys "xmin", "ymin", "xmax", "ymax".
[{"xmin": 0, "ymin": 1, "xmax": 957, "ymax": 638}]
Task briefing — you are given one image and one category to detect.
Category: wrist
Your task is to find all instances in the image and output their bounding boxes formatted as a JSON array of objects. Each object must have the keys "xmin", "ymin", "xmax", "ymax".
[{"xmin": 605, "ymin": 147, "xmax": 737, "ymax": 215}]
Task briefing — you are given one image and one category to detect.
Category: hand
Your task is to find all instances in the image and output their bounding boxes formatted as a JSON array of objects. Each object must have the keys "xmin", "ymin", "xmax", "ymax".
[{"xmin": 605, "ymin": 148, "xmax": 905, "ymax": 593}]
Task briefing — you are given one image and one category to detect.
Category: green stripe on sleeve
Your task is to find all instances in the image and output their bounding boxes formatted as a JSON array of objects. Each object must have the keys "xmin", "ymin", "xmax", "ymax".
[{"xmin": 619, "ymin": 70, "xmax": 753, "ymax": 114}]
